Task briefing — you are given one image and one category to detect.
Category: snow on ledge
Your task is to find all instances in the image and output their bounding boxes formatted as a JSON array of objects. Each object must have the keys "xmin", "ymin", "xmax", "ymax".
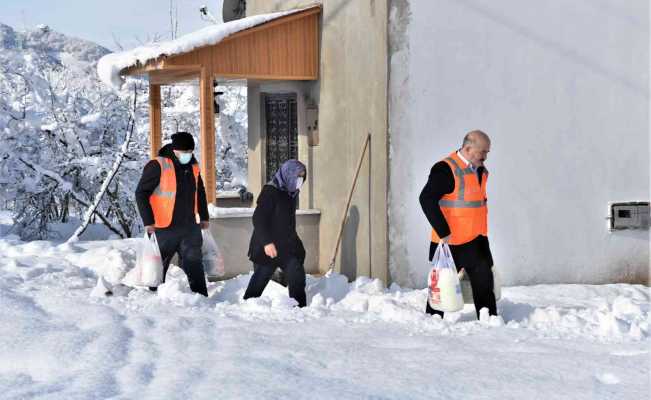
[
  {"xmin": 97, "ymin": 7, "xmax": 314, "ymax": 90},
  {"xmin": 208, "ymin": 204, "xmax": 320, "ymax": 219}
]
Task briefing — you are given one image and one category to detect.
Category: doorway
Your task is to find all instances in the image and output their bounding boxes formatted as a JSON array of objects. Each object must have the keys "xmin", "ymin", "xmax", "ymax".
[{"xmin": 263, "ymin": 93, "xmax": 298, "ymax": 181}]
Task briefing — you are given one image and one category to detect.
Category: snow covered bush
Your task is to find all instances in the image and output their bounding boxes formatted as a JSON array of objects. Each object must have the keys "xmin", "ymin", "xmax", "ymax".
[
  {"xmin": 0, "ymin": 24, "xmax": 150, "ymax": 240},
  {"xmin": 159, "ymin": 82, "xmax": 248, "ymax": 192},
  {"xmin": 215, "ymin": 83, "xmax": 248, "ymax": 191},
  {"xmin": 0, "ymin": 23, "xmax": 248, "ymax": 240}
]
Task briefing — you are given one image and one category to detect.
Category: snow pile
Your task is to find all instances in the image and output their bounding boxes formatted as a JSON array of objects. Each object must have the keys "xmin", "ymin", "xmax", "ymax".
[
  {"xmin": 501, "ymin": 285, "xmax": 650, "ymax": 341},
  {"xmin": 97, "ymin": 8, "xmax": 311, "ymax": 89},
  {"xmin": 2, "ymin": 235, "xmax": 648, "ymax": 342},
  {"xmin": 1, "ymin": 235, "xmax": 649, "ymax": 398},
  {"xmin": 207, "ymin": 205, "xmax": 320, "ymax": 218}
]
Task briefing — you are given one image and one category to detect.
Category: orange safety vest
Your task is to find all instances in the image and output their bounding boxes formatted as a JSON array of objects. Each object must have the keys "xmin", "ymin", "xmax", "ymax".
[
  {"xmin": 431, "ymin": 152, "xmax": 488, "ymax": 245},
  {"xmin": 149, "ymin": 157, "xmax": 200, "ymax": 228}
]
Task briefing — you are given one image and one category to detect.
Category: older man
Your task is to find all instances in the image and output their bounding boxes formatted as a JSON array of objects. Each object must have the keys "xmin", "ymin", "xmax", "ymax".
[{"xmin": 419, "ymin": 130, "xmax": 497, "ymax": 319}]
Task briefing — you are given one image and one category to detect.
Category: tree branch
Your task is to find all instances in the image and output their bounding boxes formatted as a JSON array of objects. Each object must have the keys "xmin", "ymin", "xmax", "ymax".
[
  {"xmin": 17, "ymin": 157, "xmax": 125, "ymax": 238},
  {"xmin": 67, "ymin": 85, "xmax": 139, "ymax": 242}
]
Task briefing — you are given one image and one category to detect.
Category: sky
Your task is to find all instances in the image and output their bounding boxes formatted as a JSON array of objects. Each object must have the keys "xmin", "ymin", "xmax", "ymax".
[{"xmin": 1, "ymin": 0, "xmax": 224, "ymax": 51}]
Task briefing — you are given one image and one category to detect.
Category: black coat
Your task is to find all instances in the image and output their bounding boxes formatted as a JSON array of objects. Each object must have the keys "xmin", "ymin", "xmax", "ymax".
[
  {"xmin": 248, "ymin": 184, "xmax": 306, "ymax": 267},
  {"xmin": 135, "ymin": 144, "xmax": 209, "ymax": 229},
  {"xmin": 419, "ymin": 160, "xmax": 493, "ymax": 268}
]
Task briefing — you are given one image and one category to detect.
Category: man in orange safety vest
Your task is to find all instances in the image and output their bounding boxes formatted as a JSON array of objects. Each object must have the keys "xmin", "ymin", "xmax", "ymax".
[
  {"xmin": 419, "ymin": 130, "xmax": 497, "ymax": 319},
  {"xmin": 135, "ymin": 132, "xmax": 210, "ymax": 296}
]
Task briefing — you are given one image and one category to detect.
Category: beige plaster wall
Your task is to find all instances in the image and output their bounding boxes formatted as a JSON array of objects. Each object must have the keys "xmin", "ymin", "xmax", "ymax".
[
  {"xmin": 247, "ymin": 0, "xmax": 389, "ymax": 283},
  {"xmin": 208, "ymin": 212, "xmax": 321, "ymax": 278}
]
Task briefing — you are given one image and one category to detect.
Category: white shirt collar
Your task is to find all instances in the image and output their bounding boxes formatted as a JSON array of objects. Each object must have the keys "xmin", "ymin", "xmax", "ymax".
[{"xmin": 456, "ymin": 151, "xmax": 475, "ymax": 170}]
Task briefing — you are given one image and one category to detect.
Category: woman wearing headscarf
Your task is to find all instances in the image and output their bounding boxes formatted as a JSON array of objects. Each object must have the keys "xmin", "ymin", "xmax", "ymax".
[{"xmin": 243, "ymin": 159, "xmax": 308, "ymax": 307}]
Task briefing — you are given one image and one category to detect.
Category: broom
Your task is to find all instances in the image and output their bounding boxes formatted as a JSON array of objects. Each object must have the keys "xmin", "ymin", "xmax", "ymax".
[{"xmin": 327, "ymin": 132, "xmax": 371, "ymax": 272}]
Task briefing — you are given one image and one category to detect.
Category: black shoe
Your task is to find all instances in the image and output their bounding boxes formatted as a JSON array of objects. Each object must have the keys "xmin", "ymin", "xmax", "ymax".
[{"xmin": 148, "ymin": 286, "xmax": 158, "ymax": 292}]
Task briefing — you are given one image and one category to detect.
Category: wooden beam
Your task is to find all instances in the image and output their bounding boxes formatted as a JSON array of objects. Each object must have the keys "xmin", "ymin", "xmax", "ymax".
[
  {"xmin": 122, "ymin": 58, "xmax": 166, "ymax": 76},
  {"xmin": 214, "ymin": 73, "xmax": 317, "ymax": 81},
  {"xmin": 149, "ymin": 69, "xmax": 200, "ymax": 85},
  {"xmin": 199, "ymin": 68, "xmax": 216, "ymax": 205},
  {"xmin": 122, "ymin": 60, "xmax": 201, "ymax": 77},
  {"xmin": 148, "ymin": 83, "xmax": 162, "ymax": 159}
]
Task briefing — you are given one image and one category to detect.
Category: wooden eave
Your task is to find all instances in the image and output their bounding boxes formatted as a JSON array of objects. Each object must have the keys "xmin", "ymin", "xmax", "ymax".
[{"xmin": 120, "ymin": 6, "xmax": 320, "ymax": 84}]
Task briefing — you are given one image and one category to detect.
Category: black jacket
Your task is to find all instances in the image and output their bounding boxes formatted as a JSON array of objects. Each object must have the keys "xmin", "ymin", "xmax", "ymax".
[
  {"xmin": 135, "ymin": 144, "xmax": 209, "ymax": 228},
  {"xmin": 419, "ymin": 160, "xmax": 493, "ymax": 268},
  {"xmin": 248, "ymin": 184, "xmax": 306, "ymax": 267}
]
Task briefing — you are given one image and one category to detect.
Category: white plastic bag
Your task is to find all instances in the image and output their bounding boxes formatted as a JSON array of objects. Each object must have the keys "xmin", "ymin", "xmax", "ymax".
[
  {"xmin": 124, "ymin": 233, "xmax": 164, "ymax": 287},
  {"xmin": 202, "ymin": 229, "xmax": 225, "ymax": 277},
  {"xmin": 427, "ymin": 243, "xmax": 463, "ymax": 312}
]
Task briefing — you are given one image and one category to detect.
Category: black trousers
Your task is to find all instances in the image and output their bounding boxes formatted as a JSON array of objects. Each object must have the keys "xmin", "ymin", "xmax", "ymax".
[
  {"xmin": 153, "ymin": 224, "xmax": 208, "ymax": 296},
  {"xmin": 425, "ymin": 240, "xmax": 497, "ymax": 319},
  {"xmin": 243, "ymin": 256, "xmax": 306, "ymax": 307}
]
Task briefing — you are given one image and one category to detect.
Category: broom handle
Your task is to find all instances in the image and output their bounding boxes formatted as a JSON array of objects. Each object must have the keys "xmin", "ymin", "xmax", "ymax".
[{"xmin": 329, "ymin": 133, "xmax": 371, "ymax": 269}]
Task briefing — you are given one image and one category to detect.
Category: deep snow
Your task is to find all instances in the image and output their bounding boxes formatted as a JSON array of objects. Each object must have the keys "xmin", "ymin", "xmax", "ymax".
[{"xmin": 0, "ymin": 218, "xmax": 649, "ymax": 400}]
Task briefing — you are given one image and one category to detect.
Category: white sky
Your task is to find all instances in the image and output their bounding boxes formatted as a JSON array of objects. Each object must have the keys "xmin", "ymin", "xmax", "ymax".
[{"xmin": 1, "ymin": 0, "xmax": 225, "ymax": 51}]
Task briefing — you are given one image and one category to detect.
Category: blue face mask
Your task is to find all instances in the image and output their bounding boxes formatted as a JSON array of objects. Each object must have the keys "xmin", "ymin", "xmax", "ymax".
[{"xmin": 176, "ymin": 152, "xmax": 192, "ymax": 165}]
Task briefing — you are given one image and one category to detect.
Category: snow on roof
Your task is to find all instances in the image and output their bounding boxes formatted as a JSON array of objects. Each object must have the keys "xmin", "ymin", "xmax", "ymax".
[{"xmin": 97, "ymin": 7, "xmax": 312, "ymax": 90}]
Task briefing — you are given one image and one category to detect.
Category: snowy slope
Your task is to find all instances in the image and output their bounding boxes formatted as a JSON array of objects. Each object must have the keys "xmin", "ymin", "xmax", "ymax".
[
  {"xmin": 0, "ymin": 22, "xmax": 110, "ymax": 67},
  {"xmin": 0, "ymin": 227, "xmax": 648, "ymax": 399}
]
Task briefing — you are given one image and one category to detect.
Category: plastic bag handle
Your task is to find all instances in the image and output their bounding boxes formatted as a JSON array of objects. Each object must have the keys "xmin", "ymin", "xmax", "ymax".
[
  {"xmin": 439, "ymin": 242, "xmax": 457, "ymax": 272},
  {"xmin": 429, "ymin": 242, "xmax": 443, "ymax": 266},
  {"xmin": 440, "ymin": 242, "xmax": 452, "ymax": 259},
  {"xmin": 143, "ymin": 232, "xmax": 160, "ymax": 255}
]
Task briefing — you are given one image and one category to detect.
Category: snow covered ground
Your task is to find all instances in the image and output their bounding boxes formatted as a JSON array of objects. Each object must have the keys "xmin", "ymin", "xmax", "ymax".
[{"xmin": 0, "ymin": 219, "xmax": 649, "ymax": 399}]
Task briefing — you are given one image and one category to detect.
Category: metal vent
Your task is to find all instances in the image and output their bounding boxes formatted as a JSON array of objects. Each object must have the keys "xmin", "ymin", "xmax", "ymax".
[{"xmin": 609, "ymin": 202, "xmax": 650, "ymax": 230}]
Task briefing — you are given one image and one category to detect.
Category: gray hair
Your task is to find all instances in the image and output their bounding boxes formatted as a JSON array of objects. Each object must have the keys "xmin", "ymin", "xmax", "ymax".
[{"xmin": 462, "ymin": 130, "xmax": 491, "ymax": 148}]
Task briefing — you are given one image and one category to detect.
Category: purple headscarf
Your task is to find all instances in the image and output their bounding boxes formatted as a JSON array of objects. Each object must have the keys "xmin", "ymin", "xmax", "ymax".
[{"xmin": 268, "ymin": 159, "xmax": 306, "ymax": 198}]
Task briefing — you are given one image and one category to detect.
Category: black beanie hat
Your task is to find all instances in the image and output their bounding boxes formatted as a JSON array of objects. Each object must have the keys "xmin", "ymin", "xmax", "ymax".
[{"xmin": 171, "ymin": 132, "xmax": 195, "ymax": 151}]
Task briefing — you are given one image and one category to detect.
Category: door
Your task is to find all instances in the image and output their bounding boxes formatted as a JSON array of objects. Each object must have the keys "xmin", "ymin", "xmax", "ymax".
[{"xmin": 263, "ymin": 93, "xmax": 298, "ymax": 181}]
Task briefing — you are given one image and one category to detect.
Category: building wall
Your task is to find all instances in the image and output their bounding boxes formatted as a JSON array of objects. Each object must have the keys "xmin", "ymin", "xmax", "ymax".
[
  {"xmin": 247, "ymin": 0, "xmax": 390, "ymax": 283},
  {"xmin": 388, "ymin": 0, "xmax": 650, "ymax": 287}
]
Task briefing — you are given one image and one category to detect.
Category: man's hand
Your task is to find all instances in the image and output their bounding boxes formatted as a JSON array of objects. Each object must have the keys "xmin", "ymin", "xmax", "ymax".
[
  {"xmin": 440, "ymin": 235, "xmax": 450, "ymax": 244},
  {"xmin": 264, "ymin": 243, "xmax": 278, "ymax": 258},
  {"xmin": 145, "ymin": 225, "xmax": 156, "ymax": 234},
  {"xmin": 200, "ymin": 221, "xmax": 210, "ymax": 230}
]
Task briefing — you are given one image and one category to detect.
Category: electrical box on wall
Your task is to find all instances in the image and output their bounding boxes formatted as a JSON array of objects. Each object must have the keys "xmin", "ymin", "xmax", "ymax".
[
  {"xmin": 306, "ymin": 106, "xmax": 319, "ymax": 146},
  {"xmin": 608, "ymin": 201, "xmax": 650, "ymax": 231}
]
